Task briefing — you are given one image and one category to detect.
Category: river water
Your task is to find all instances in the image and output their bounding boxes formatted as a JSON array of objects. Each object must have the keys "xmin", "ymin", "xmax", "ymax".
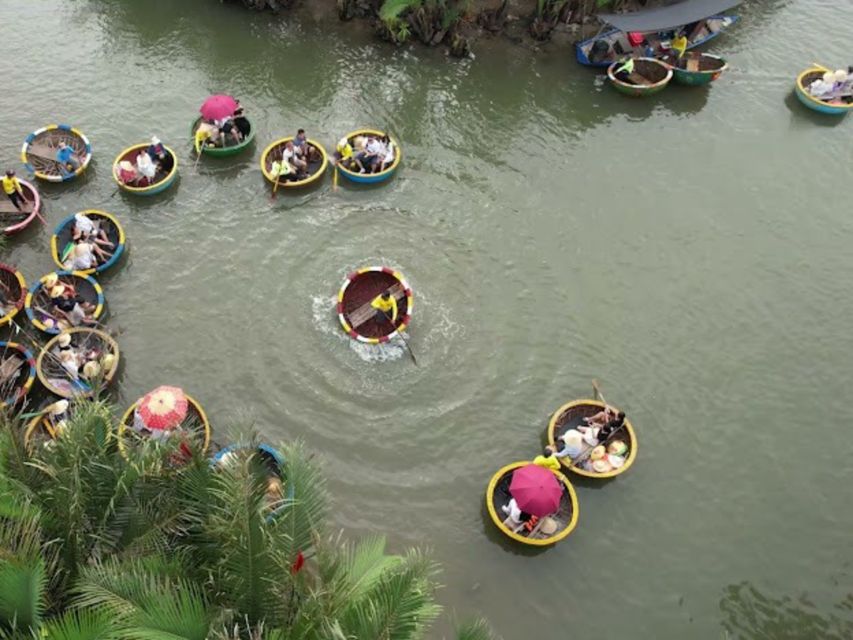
[{"xmin": 3, "ymin": 0, "xmax": 853, "ymax": 637}]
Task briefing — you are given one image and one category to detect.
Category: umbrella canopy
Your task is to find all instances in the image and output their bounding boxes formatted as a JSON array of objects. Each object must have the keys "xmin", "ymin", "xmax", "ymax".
[
  {"xmin": 509, "ymin": 464, "xmax": 563, "ymax": 517},
  {"xmin": 137, "ymin": 385, "xmax": 188, "ymax": 431},
  {"xmin": 200, "ymin": 94, "xmax": 238, "ymax": 121}
]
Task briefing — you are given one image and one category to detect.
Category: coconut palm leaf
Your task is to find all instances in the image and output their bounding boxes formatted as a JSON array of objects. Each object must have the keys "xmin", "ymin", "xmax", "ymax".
[
  {"xmin": 40, "ymin": 608, "xmax": 119, "ymax": 640},
  {"xmin": 379, "ymin": 0, "xmax": 423, "ymax": 22},
  {"xmin": 0, "ymin": 508, "xmax": 51, "ymax": 633},
  {"xmin": 455, "ymin": 618, "xmax": 499, "ymax": 640}
]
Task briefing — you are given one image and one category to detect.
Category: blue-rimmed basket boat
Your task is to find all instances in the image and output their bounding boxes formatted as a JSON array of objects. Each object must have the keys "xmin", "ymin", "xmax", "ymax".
[
  {"xmin": 485, "ymin": 461, "xmax": 579, "ymax": 547},
  {"xmin": 0, "ymin": 341, "xmax": 36, "ymax": 409},
  {"xmin": 607, "ymin": 58, "xmax": 673, "ymax": 96},
  {"xmin": 795, "ymin": 66, "xmax": 853, "ymax": 116},
  {"xmin": 25, "ymin": 271, "xmax": 105, "ymax": 334},
  {"xmin": 547, "ymin": 399, "xmax": 638, "ymax": 479},
  {"xmin": 660, "ymin": 52, "xmax": 728, "ymax": 85},
  {"xmin": 191, "ymin": 116, "xmax": 255, "ymax": 157},
  {"xmin": 0, "ymin": 264, "xmax": 26, "ymax": 328},
  {"xmin": 260, "ymin": 137, "xmax": 328, "ymax": 189},
  {"xmin": 337, "ymin": 266, "xmax": 413, "ymax": 344},
  {"xmin": 212, "ymin": 443, "xmax": 291, "ymax": 520},
  {"xmin": 35, "ymin": 328, "xmax": 120, "ymax": 399},
  {"xmin": 576, "ymin": 0, "xmax": 740, "ymax": 67},
  {"xmin": 21, "ymin": 124, "xmax": 92, "ymax": 182},
  {"xmin": 335, "ymin": 128, "xmax": 401, "ymax": 185},
  {"xmin": 50, "ymin": 210, "xmax": 126, "ymax": 275},
  {"xmin": 1, "ymin": 180, "xmax": 41, "ymax": 235},
  {"xmin": 118, "ymin": 392, "xmax": 211, "ymax": 459},
  {"xmin": 112, "ymin": 143, "xmax": 178, "ymax": 195}
]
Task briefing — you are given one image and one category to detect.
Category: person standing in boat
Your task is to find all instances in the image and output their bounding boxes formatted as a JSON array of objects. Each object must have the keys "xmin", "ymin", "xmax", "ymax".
[
  {"xmin": 371, "ymin": 291, "xmax": 398, "ymax": 327},
  {"xmin": 2, "ymin": 170, "xmax": 27, "ymax": 212},
  {"xmin": 533, "ymin": 447, "xmax": 561, "ymax": 471},
  {"xmin": 671, "ymin": 31, "xmax": 688, "ymax": 63}
]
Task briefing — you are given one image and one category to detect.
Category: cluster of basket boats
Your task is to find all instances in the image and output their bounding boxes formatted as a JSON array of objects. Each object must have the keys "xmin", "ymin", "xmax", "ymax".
[
  {"xmin": 485, "ymin": 395, "xmax": 638, "ymax": 547},
  {"xmin": 579, "ymin": 0, "xmax": 852, "ymax": 116}
]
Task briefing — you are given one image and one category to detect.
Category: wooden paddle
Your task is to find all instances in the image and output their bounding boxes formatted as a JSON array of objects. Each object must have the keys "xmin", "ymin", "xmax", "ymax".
[{"xmin": 379, "ymin": 309, "xmax": 417, "ymax": 366}]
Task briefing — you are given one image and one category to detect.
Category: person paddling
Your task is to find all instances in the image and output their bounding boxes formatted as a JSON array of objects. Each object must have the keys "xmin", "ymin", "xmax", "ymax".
[
  {"xmin": 614, "ymin": 57, "xmax": 635, "ymax": 82},
  {"xmin": 2, "ymin": 170, "xmax": 27, "ymax": 212},
  {"xmin": 371, "ymin": 291, "xmax": 398, "ymax": 326}
]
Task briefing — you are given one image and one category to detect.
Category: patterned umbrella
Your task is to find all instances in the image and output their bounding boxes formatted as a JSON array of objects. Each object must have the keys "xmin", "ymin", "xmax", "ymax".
[
  {"xmin": 199, "ymin": 94, "xmax": 238, "ymax": 121},
  {"xmin": 509, "ymin": 464, "xmax": 563, "ymax": 517},
  {"xmin": 137, "ymin": 386, "xmax": 188, "ymax": 431}
]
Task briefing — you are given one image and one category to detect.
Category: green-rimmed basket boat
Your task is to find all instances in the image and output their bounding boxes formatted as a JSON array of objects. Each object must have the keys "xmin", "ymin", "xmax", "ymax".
[
  {"xmin": 191, "ymin": 116, "xmax": 255, "ymax": 157},
  {"xmin": 661, "ymin": 52, "xmax": 728, "ymax": 86},
  {"xmin": 607, "ymin": 57, "xmax": 673, "ymax": 97}
]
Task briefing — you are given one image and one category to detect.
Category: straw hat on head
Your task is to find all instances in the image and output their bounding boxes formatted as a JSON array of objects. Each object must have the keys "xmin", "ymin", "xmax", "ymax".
[
  {"xmin": 607, "ymin": 454, "xmax": 625, "ymax": 469},
  {"xmin": 562, "ymin": 429, "xmax": 583, "ymax": 447},
  {"xmin": 834, "ymin": 69, "xmax": 848, "ymax": 83},
  {"xmin": 607, "ymin": 440, "xmax": 628, "ymax": 456},
  {"xmin": 49, "ymin": 399, "xmax": 69, "ymax": 416},
  {"xmin": 43, "ymin": 273, "xmax": 59, "ymax": 288},
  {"xmin": 50, "ymin": 284, "xmax": 66, "ymax": 299},
  {"xmin": 58, "ymin": 333, "xmax": 72, "ymax": 348},
  {"xmin": 101, "ymin": 353, "xmax": 116, "ymax": 372},
  {"xmin": 592, "ymin": 459, "xmax": 612, "ymax": 474},
  {"xmin": 82, "ymin": 360, "xmax": 101, "ymax": 379},
  {"xmin": 539, "ymin": 517, "xmax": 558, "ymax": 536},
  {"xmin": 823, "ymin": 71, "xmax": 835, "ymax": 84},
  {"xmin": 590, "ymin": 445, "xmax": 606, "ymax": 461},
  {"xmin": 151, "ymin": 136, "xmax": 161, "ymax": 145}
]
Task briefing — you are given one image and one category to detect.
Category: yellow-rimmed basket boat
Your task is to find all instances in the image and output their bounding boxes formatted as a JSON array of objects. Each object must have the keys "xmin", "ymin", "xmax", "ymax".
[
  {"xmin": 117, "ymin": 393, "xmax": 211, "ymax": 460},
  {"xmin": 0, "ymin": 341, "xmax": 36, "ymax": 409},
  {"xmin": 35, "ymin": 328, "xmax": 120, "ymax": 399},
  {"xmin": 50, "ymin": 210, "xmax": 126, "ymax": 275},
  {"xmin": 337, "ymin": 266, "xmax": 413, "ymax": 344},
  {"xmin": 486, "ymin": 461, "xmax": 579, "ymax": 546},
  {"xmin": 335, "ymin": 128, "xmax": 401, "ymax": 184},
  {"xmin": 794, "ymin": 65, "xmax": 853, "ymax": 116},
  {"xmin": 112, "ymin": 143, "xmax": 178, "ymax": 195},
  {"xmin": 260, "ymin": 137, "xmax": 328, "ymax": 189},
  {"xmin": 24, "ymin": 401, "xmax": 69, "ymax": 452},
  {"xmin": 547, "ymin": 399, "xmax": 638, "ymax": 479},
  {"xmin": 21, "ymin": 124, "xmax": 92, "ymax": 182},
  {"xmin": 0, "ymin": 263, "xmax": 27, "ymax": 328}
]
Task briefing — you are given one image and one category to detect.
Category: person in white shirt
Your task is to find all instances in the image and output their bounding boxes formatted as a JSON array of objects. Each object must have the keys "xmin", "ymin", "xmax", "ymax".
[
  {"xmin": 379, "ymin": 137, "xmax": 395, "ymax": 172},
  {"xmin": 64, "ymin": 242, "xmax": 107, "ymax": 271},
  {"xmin": 501, "ymin": 498, "xmax": 525, "ymax": 527},
  {"xmin": 281, "ymin": 140, "xmax": 307, "ymax": 176},
  {"xmin": 136, "ymin": 149, "xmax": 157, "ymax": 182},
  {"xmin": 72, "ymin": 213, "xmax": 113, "ymax": 249}
]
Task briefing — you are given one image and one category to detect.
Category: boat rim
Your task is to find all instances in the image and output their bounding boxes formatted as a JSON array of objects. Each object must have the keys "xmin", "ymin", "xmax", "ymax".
[
  {"xmin": 112, "ymin": 143, "xmax": 179, "ymax": 193},
  {"xmin": 50, "ymin": 209, "xmax": 126, "ymax": 274},
  {"xmin": 260, "ymin": 136, "xmax": 329, "ymax": 188},
  {"xmin": 118, "ymin": 393, "xmax": 211, "ymax": 458},
  {"xmin": 795, "ymin": 66, "xmax": 853, "ymax": 111},
  {"xmin": 607, "ymin": 57, "xmax": 673, "ymax": 89},
  {"xmin": 335, "ymin": 128, "xmax": 402, "ymax": 180}
]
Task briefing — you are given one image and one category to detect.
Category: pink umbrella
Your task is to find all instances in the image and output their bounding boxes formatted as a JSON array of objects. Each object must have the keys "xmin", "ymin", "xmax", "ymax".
[
  {"xmin": 200, "ymin": 94, "xmax": 238, "ymax": 121},
  {"xmin": 509, "ymin": 464, "xmax": 563, "ymax": 517}
]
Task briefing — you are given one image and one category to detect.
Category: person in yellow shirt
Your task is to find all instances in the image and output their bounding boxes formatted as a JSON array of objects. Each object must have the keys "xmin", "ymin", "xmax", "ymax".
[
  {"xmin": 533, "ymin": 447, "xmax": 561, "ymax": 472},
  {"xmin": 2, "ymin": 170, "xmax": 27, "ymax": 212},
  {"xmin": 335, "ymin": 137, "xmax": 354, "ymax": 170},
  {"xmin": 671, "ymin": 32, "xmax": 688, "ymax": 60},
  {"xmin": 370, "ymin": 291, "xmax": 398, "ymax": 326}
]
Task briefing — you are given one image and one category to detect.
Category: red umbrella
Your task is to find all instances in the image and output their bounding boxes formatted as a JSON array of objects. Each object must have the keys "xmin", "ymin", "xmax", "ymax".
[
  {"xmin": 136, "ymin": 386, "xmax": 188, "ymax": 432},
  {"xmin": 509, "ymin": 464, "xmax": 563, "ymax": 517},
  {"xmin": 199, "ymin": 94, "xmax": 238, "ymax": 121}
]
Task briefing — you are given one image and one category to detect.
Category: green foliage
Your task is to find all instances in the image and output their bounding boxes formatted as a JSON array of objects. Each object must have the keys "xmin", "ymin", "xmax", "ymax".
[{"xmin": 0, "ymin": 401, "xmax": 493, "ymax": 640}]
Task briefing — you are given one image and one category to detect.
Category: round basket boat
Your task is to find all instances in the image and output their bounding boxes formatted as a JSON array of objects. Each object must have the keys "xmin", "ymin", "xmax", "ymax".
[
  {"xmin": 0, "ymin": 341, "xmax": 36, "ymax": 409},
  {"xmin": 211, "ymin": 443, "xmax": 292, "ymax": 519},
  {"xmin": 485, "ymin": 461, "xmax": 579, "ymax": 547},
  {"xmin": 50, "ymin": 210, "xmax": 126, "ymax": 275},
  {"xmin": 337, "ymin": 266, "xmax": 413, "ymax": 344},
  {"xmin": 191, "ymin": 116, "xmax": 255, "ymax": 157},
  {"xmin": 335, "ymin": 128, "xmax": 401, "ymax": 185},
  {"xmin": 260, "ymin": 137, "xmax": 328, "ymax": 189},
  {"xmin": 25, "ymin": 271, "xmax": 105, "ymax": 335},
  {"xmin": 118, "ymin": 393, "xmax": 211, "ymax": 459},
  {"xmin": 24, "ymin": 400, "xmax": 69, "ymax": 451},
  {"xmin": 36, "ymin": 328, "xmax": 120, "ymax": 399},
  {"xmin": 21, "ymin": 124, "xmax": 92, "ymax": 182},
  {"xmin": 795, "ymin": 66, "xmax": 853, "ymax": 116},
  {"xmin": 547, "ymin": 399, "xmax": 638, "ymax": 479},
  {"xmin": 660, "ymin": 52, "xmax": 728, "ymax": 86},
  {"xmin": 607, "ymin": 57, "xmax": 673, "ymax": 96},
  {"xmin": 0, "ymin": 264, "xmax": 27, "ymax": 328},
  {"xmin": 112, "ymin": 143, "xmax": 178, "ymax": 195},
  {"xmin": 1, "ymin": 179, "xmax": 41, "ymax": 235}
]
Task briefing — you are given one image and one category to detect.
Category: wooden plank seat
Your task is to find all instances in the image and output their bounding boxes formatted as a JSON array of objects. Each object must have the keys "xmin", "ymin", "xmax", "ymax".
[
  {"xmin": 0, "ymin": 199, "xmax": 34, "ymax": 215},
  {"xmin": 627, "ymin": 71, "xmax": 652, "ymax": 85},
  {"xmin": 348, "ymin": 283, "xmax": 404, "ymax": 329}
]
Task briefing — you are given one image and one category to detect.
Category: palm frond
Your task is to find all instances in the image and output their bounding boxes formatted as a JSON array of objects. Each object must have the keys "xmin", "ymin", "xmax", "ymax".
[
  {"xmin": 380, "ymin": 0, "xmax": 423, "ymax": 22},
  {"xmin": 41, "ymin": 608, "xmax": 119, "ymax": 640},
  {"xmin": 455, "ymin": 618, "xmax": 499, "ymax": 640},
  {"xmin": 0, "ymin": 508, "xmax": 50, "ymax": 633}
]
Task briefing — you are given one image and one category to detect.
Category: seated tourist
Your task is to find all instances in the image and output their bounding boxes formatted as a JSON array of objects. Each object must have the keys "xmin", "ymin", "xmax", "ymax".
[
  {"xmin": 379, "ymin": 136, "xmax": 396, "ymax": 172},
  {"xmin": 533, "ymin": 446, "xmax": 561, "ymax": 471},
  {"xmin": 117, "ymin": 160, "xmax": 139, "ymax": 184},
  {"xmin": 270, "ymin": 150, "xmax": 300, "ymax": 182},
  {"xmin": 233, "ymin": 101, "xmax": 251, "ymax": 139},
  {"xmin": 293, "ymin": 129, "xmax": 308, "ymax": 160},
  {"xmin": 614, "ymin": 58, "xmax": 635, "ymax": 82},
  {"xmin": 154, "ymin": 145, "xmax": 174, "ymax": 175},
  {"xmin": 63, "ymin": 241, "xmax": 107, "ymax": 271},
  {"xmin": 282, "ymin": 140, "xmax": 307, "ymax": 176},
  {"xmin": 136, "ymin": 149, "xmax": 157, "ymax": 183},
  {"xmin": 553, "ymin": 429, "xmax": 584, "ymax": 460},
  {"xmin": 501, "ymin": 497, "xmax": 528, "ymax": 527},
  {"xmin": 583, "ymin": 405, "xmax": 618, "ymax": 427},
  {"xmin": 335, "ymin": 136, "xmax": 354, "ymax": 169},
  {"xmin": 196, "ymin": 120, "xmax": 220, "ymax": 149},
  {"xmin": 56, "ymin": 142, "xmax": 82, "ymax": 176},
  {"xmin": 73, "ymin": 212, "xmax": 113, "ymax": 248},
  {"xmin": 146, "ymin": 136, "xmax": 166, "ymax": 160},
  {"xmin": 51, "ymin": 288, "xmax": 95, "ymax": 328}
]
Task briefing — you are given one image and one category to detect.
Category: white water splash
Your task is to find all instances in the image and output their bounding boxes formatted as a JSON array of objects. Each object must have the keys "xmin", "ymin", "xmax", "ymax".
[{"xmin": 310, "ymin": 293, "xmax": 404, "ymax": 363}]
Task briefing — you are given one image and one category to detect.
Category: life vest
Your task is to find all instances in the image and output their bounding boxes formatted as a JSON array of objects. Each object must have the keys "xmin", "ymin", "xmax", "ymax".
[{"xmin": 524, "ymin": 515, "xmax": 540, "ymax": 532}]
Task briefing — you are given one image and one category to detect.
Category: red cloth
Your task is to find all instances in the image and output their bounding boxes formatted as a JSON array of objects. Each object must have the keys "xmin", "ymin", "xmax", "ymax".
[{"xmin": 628, "ymin": 32, "xmax": 644, "ymax": 47}]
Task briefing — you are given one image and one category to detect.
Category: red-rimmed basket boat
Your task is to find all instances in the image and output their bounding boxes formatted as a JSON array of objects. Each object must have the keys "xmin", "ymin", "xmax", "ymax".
[
  {"xmin": 1, "ymin": 179, "xmax": 41, "ymax": 235},
  {"xmin": 337, "ymin": 266, "xmax": 413, "ymax": 344},
  {"xmin": 0, "ymin": 264, "xmax": 27, "ymax": 328}
]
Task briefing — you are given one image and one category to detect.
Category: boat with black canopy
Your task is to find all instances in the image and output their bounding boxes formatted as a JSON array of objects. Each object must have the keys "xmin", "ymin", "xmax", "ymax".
[{"xmin": 576, "ymin": 0, "xmax": 740, "ymax": 67}]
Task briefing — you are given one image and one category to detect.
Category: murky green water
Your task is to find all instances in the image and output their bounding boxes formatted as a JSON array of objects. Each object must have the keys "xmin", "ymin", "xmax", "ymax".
[{"xmin": 3, "ymin": 0, "xmax": 853, "ymax": 636}]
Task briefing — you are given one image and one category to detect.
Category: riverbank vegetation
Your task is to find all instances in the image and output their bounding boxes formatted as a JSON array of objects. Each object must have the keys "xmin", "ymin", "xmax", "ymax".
[
  {"xmin": 231, "ymin": 0, "xmax": 651, "ymax": 56},
  {"xmin": 0, "ymin": 400, "xmax": 495, "ymax": 639}
]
